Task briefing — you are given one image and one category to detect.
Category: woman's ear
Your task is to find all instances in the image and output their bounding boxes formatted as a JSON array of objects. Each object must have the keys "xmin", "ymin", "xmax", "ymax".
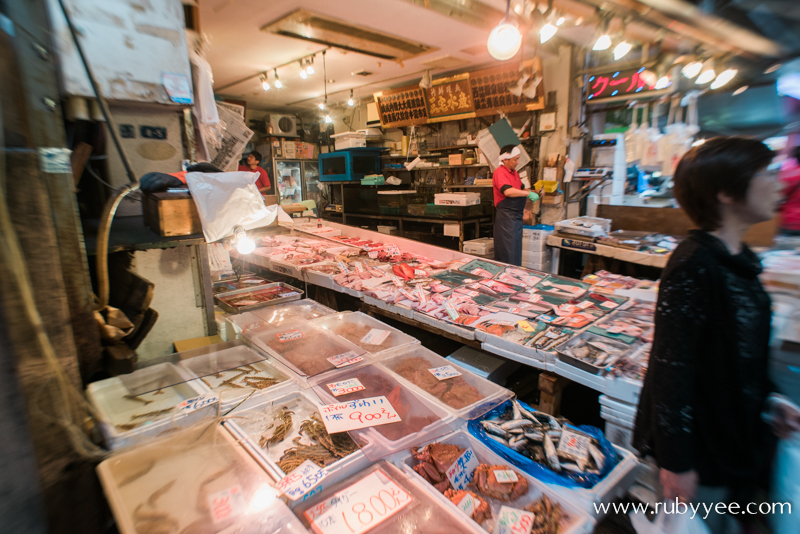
[{"xmin": 717, "ymin": 191, "xmax": 736, "ymax": 205}]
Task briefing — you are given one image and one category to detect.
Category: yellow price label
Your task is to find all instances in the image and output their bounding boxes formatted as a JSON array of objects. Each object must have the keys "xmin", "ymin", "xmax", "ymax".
[{"xmin": 517, "ymin": 320, "xmax": 536, "ymax": 333}]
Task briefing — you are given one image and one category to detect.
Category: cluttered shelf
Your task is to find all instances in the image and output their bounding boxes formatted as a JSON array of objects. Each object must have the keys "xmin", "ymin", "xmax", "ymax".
[
  {"xmin": 380, "ymin": 145, "xmax": 477, "ymax": 158},
  {"xmin": 83, "ymin": 215, "xmax": 206, "ymax": 255}
]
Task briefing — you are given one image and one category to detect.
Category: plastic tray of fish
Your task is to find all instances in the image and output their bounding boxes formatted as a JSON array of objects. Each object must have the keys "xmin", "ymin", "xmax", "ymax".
[
  {"xmin": 212, "ymin": 275, "xmax": 271, "ymax": 295},
  {"xmin": 379, "ymin": 345, "xmax": 514, "ymax": 421},
  {"xmin": 292, "ymin": 460, "xmax": 486, "ymax": 534},
  {"xmin": 493, "ymin": 267, "xmax": 547, "ymax": 289},
  {"xmin": 555, "ymin": 332, "xmax": 637, "ymax": 375},
  {"xmin": 87, "ymin": 363, "xmax": 213, "ymax": 451},
  {"xmin": 395, "ymin": 429, "xmax": 594, "ymax": 534},
  {"xmin": 311, "ymin": 311, "xmax": 419, "ymax": 356},
  {"xmin": 311, "ymin": 363, "xmax": 458, "ymax": 460},
  {"xmin": 222, "ymin": 390, "xmax": 371, "ymax": 500},
  {"xmin": 301, "ymin": 262, "xmax": 342, "ymax": 289},
  {"xmin": 214, "ymin": 282, "xmax": 303, "ymax": 314},
  {"xmin": 458, "ymin": 259, "xmax": 506, "ymax": 279},
  {"xmin": 96, "ymin": 423, "xmax": 309, "ymax": 534},
  {"xmin": 478, "ymin": 321, "xmax": 574, "ymax": 359},
  {"xmin": 534, "ymin": 276, "xmax": 591, "ymax": 299},
  {"xmin": 412, "ymin": 310, "xmax": 477, "ymax": 341}
]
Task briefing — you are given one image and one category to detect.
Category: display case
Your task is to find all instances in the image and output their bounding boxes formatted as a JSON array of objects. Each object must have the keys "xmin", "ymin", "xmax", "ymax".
[
  {"xmin": 272, "ymin": 159, "xmax": 304, "ymax": 204},
  {"xmin": 302, "ymin": 160, "xmax": 322, "ymax": 206},
  {"xmin": 319, "ymin": 147, "xmax": 384, "ymax": 182}
]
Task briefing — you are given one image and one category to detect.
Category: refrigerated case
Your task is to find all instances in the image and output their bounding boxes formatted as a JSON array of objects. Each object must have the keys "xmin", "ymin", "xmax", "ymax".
[
  {"xmin": 303, "ymin": 160, "xmax": 324, "ymax": 206},
  {"xmin": 272, "ymin": 159, "xmax": 304, "ymax": 205}
]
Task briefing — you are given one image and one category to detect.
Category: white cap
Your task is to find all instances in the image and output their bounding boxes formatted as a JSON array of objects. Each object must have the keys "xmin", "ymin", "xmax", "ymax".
[{"xmin": 498, "ymin": 146, "xmax": 521, "ymax": 161}]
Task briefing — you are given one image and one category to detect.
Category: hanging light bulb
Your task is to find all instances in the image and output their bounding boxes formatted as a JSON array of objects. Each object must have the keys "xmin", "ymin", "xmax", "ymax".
[
  {"xmin": 260, "ymin": 73, "xmax": 270, "ymax": 91},
  {"xmin": 695, "ymin": 59, "xmax": 716, "ymax": 84},
  {"xmin": 556, "ymin": 16, "xmax": 565, "ymax": 26},
  {"xmin": 299, "ymin": 61, "xmax": 308, "ymax": 79},
  {"xmin": 540, "ymin": 22, "xmax": 558, "ymax": 43},
  {"xmin": 273, "ymin": 69, "xmax": 282, "ymax": 88},
  {"xmin": 682, "ymin": 60, "xmax": 703, "ymax": 79},
  {"xmin": 324, "ymin": 114, "xmax": 332, "ymax": 124},
  {"xmin": 710, "ymin": 68, "xmax": 737, "ymax": 89},
  {"xmin": 318, "ymin": 101, "xmax": 326, "ymax": 110},
  {"xmin": 306, "ymin": 56, "xmax": 315, "ymax": 75},
  {"xmin": 613, "ymin": 41, "xmax": 632, "ymax": 60},
  {"xmin": 593, "ymin": 16, "xmax": 612, "ymax": 51},
  {"xmin": 348, "ymin": 89, "xmax": 355, "ymax": 107},
  {"xmin": 232, "ymin": 226, "xmax": 255, "ymax": 255},
  {"xmin": 655, "ymin": 75, "xmax": 671, "ymax": 90},
  {"xmin": 487, "ymin": 0, "xmax": 521, "ymax": 60}
]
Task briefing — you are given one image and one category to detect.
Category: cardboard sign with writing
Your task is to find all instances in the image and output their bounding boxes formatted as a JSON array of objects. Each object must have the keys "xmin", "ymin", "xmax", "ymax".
[{"xmin": 319, "ymin": 396, "xmax": 401, "ymax": 434}]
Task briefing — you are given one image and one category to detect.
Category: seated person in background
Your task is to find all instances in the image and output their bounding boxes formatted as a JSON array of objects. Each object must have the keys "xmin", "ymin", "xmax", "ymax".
[
  {"xmin": 238, "ymin": 150, "xmax": 271, "ymax": 194},
  {"xmin": 139, "ymin": 162, "xmax": 222, "ymax": 192}
]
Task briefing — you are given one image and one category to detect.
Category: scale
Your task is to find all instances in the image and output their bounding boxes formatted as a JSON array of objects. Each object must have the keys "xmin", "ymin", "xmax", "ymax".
[{"xmin": 564, "ymin": 134, "xmax": 627, "ymax": 217}]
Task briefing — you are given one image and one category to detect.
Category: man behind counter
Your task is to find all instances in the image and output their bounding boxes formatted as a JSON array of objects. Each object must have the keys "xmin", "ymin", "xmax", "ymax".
[{"xmin": 238, "ymin": 151, "xmax": 272, "ymax": 194}]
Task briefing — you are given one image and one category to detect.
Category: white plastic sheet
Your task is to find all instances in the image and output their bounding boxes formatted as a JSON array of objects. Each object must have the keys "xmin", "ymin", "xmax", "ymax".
[
  {"xmin": 186, "ymin": 171, "xmax": 289, "ymax": 242},
  {"xmin": 630, "ymin": 501, "xmax": 712, "ymax": 534}
]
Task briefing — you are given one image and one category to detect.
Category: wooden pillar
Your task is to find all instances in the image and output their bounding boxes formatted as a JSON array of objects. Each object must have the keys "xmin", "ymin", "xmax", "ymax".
[{"xmin": 537, "ymin": 371, "xmax": 570, "ymax": 416}]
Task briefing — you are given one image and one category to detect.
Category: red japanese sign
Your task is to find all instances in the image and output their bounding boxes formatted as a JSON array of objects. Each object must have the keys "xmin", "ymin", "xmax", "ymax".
[{"xmin": 586, "ymin": 67, "xmax": 655, "ymax": 102}]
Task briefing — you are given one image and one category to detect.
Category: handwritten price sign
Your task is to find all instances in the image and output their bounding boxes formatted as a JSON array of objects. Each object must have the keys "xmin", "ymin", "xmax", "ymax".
[
  {"xmin": 557, "ymin": 428, "xmax": 590, "ymax": 462},
  {"xmin": 429, "ymin": 365, "xmax": 462, "ymax": 381},
  {"xmin": 304, "ymin": 470, "xmax": 413, "ymax": 534},
  {"xmin": 207, "ymin": 485, "xmax": 246, "ymax": 524},
  {"xmin": 327, "ymin": 378, "xmax": 366, "ymax": 397},
  {"xmin": 493, "ymin": 506, "xmax": 534, "ymax": 534},
  {"xmin": 327, "ymin": 351, "xmax": 364, "ymax": 368},
  {"xmin": 177, "ymin": 393, "xmax": 219, "ymax": 414},
  {"xmin": 445, "ymin": 448, "xmax": 479, "ymax": 491},
  {"xmin": 319, "ymin": 396, "xmax": 402, "ymax": 434},
  {"xmin": 277, "ymin": 460, "xmax": 330, "ymax": 501},
  {"xmin": 277, "ymin": 330, "xmax": 304, "ymax": 342}
]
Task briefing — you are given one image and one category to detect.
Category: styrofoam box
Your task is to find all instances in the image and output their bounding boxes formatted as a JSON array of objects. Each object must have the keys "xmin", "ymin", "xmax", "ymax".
[
  {"xmin": 392, "ymin": 430, "xmax": 594, "ymax": 534},
  {"xmin": 599, "ymin": 395, "xmax": 637, "ymax": 419},
  {"xmin": 87, "ymin": 363, "xmax": 213, "ymax": 450},
  {"xmin": 434, "ymin": 192, "xmax": 481, "ymax": 206},
  {"xmin": 479, "ymin": 331, "xmax": 547, "ymax": 364},
  {"xmin": 463, "ymin": 237, "xmax": 495, "ymax": 256},
  {"xmin": 600, "ymin": 408, "xmax": 636, "ymax": 454},
  {"xmin": 522, "ymin": 225, "xmax": 554, "ymax": 253},
  {"xmin": 379, "ymin": 345, "xmax": 514, "ymax": 421},
  {"xmin": 523, "ymin": 259, "xmax": 553, "ymax": 273},
  {"xmin": 555, "ymin": 217, "xmax": 612, "ymax": 238},
  {"xmin": 412, "ymin": 310, "xmax": 476, "ymax": 341},
  {"xmin": 302, "ymin": 263, "xmax": 338, "ymax": 289},
  {"xmin": 481, "ymin": 343, "xmax": 549, "ymax": 372},
  {"xmin": 446, "ymin": 345, "xmax": 521, "ymax": 384},
  {"xmin": 222, "ymin": 389, "xmax": 371, "ymax": 502},
  {"xmin": 334, "ymin": 137, "xmax": 367, "ymax": 150}
]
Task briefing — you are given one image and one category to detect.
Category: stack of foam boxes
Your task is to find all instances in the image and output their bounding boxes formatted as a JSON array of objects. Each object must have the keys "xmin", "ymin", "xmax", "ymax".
[{"xmin": 522, "ymin": 224, "xmax": 554, "ymax": 271}]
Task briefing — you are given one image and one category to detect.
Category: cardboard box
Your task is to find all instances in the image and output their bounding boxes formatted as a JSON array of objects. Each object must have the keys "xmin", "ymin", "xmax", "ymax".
[
  {"xmin": 173, "ymin": 335, "xmax": 223, "ymax": 353},
  {"xmin": 143, "ymin": 191, "xmax": 203, "ymax": 237},
  {"xmin": 434, "ymin": 192, "xmax": 481, "ymax": 206},
  {"xmin": 448, "ymin": 153, "xmax": 464, "ymax": 165},
  {"xmin": 542, "ymin": 193, "xmax": 563, "ymax": 205}
]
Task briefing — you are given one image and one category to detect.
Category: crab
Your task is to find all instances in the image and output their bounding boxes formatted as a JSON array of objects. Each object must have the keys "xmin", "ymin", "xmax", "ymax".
[
  {"xmin": 444, "ymin": 489, "xmax": 492, "ymax": 524},
  {"xmin": 472, "ymin": 464, "xmax": 529, "ymax": 501},
  {"xmin": 411, "ymin": 442, "xmax": 464, "ymax": 493}
]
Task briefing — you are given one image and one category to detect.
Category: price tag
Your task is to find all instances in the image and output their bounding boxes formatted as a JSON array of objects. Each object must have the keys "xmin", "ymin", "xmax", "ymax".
[
  {"xmin": 416, "ymin": 285, "xmax": 427, "ymax": 303},
  {"xmin": 327, "ymin": 378, "xmax": 366, "ymax": 397},
  {"xmin": 360, "ymin": 329, "xmax": 391, "ymax": 346},
  {"xmin": 457, "ymin": 492, "xmax": 481, "ymax": 517},
  {"xmin": 540, "ymin": 280, "xmax": 551, "ymax": 286},
  {"xmin": 429, "ymin": 365, "xmax": 462, "ymax": 381},
  {"xmin": 577, "ymin": 301, "xmax": 594, "ymax": 310},
  {"xmin": 601, "ymin": 301, "xmax": 619, "ymax": 309},
  {"xmin": 517, "ymin": 321, "xmax": 536, "ymax": 333},
  {"xmin": 414, "ymin": 269, "xmax": 428, "ymax": 277},
  {"xmin": 560, "ymin": 304, "xmax": 577, "ymax": 314},
  {"xmin": 327, "ymin": 351, "xmax": 364, "ymax": 368},
  {"xmin": 277, "ymin": 329, "xmax": 304, "ymax": 342},
  {"xmin": 304, "ymin": 470, "xmax": 413, "ymax": 534},
  {"xmin": 400, "ymin": 289, "xmax": 416, "ymax": 301},
  {"xmin": 445, "ymin": 448, "xmax": 480, "ymax": 491},
  {"xmin": 353, "ymin": 262, "xmax": 365, "ymax": 273},
  {"xmin": 368, "ymin": 251, "xmax": 379, "ymax": 259},
  {"xmin": 545, "ymin": 330, "xmax": 561, "ymax": 339},
  {"xmin": 526, "ymin": 293, "xmax": 542, "ymax": 302},
  {"xmin": 391, "ymin": 276, "xmax": 404, "ymax": 287},
  {"xmin": 493, "ymin": 470, "xmax": 519, "ymax": 483},
  {"xmin": 177, "ymin": 393, "xmax": 219, "ymax": 414},
  {"xmin": 371, "ymin": 268, "xmax": 386, "ymax": 278},
  {"xmin": 493, "ymin": 506, "xmax": 535, "ymax": 534},
  {"xmin": 277, "ymin": 460, "xmax": 330, "ymax": 501},
  {"xmin": 607, "ymin": 326, "xmax": 625, "ymax": 334},
  {"xmin": 443, "ymin": 300, "xmax": 460, "ymax": 321},
  {"xmin": 207, "ymin": 485, "xmax": 246, "ymax": 525},
  {"xmin": 338, "ymin": 261, "xmax": 350, "ymax": 273},
  {"xmin": 538, "ymin": 314, "xmax": 555, "ymax": 323},
  {"xmin": 318, "ymin": 396, "xmax": 402, "ymax": 434},
  {"xmin": 557, "ymin": 428, "xmax": 591, "ymax": 462}
]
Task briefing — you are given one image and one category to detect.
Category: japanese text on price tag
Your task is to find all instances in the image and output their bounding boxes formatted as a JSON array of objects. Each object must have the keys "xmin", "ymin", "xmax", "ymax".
[
  {"xmin": 457, "ymin": 493, "xmax": 480, "ymax": 517},
  {"xmin": 601, "ymin": 301, "xmax": 619, "ymax": 309},
  {"xmin": 443, "ymin": 300, "xmax": 460, "ymax": 321},
  {"xmin": 577, "ymin": 301, "xmax": 594, "ymax": 310},
  {"xmin": 429, "ymin": 365, "xmax": 462, "ymax": 381},
  {"xmin": 327, "ymin": 378, "xmax": 366, "ymax": 397},
  {"xmin": 177, "ymin": 393, "xmax": 219, "ymax": 414},
  {"xmin": 557, "ymin": 428, "xmax": 591, "ymax": 462},
  {"xmin": 327, "ymin": 351, "xmax": 364, "ymax": 368},
  {"xmin": 360, "ymin": 329, "xmax": 391, "ymax": 346},
  {"xmin": 493, "ymin": 470, "xmax": 518, "ymax": 483},
  {"xmin": 304, "ymin": 469, "xmax": 412, "ymax": 534},
  {"xmin": 391, "ymin": 276, "xmax": 404, "ymax": 287},
  {"xmin": 318, "ymin": 396, "xmax": 401, "ymax": 433},
  {"xmin": 416, "ymin": 285, "xmax": 427, "ymax": 303},
  {"xmin": 368, "ymin": 251, "xmax": 379, "ymax": 259},
  {"xmin": 277, "ymin": 460, "xmax": 329, "ymax": 501},
  {"xmin": 207, "ymin": 485, "xmax": 246, "ymax": 524},
  {"xmin": 446, "ymin": 448, "xmax": 480, "ymax": 491},
  {"xmin": 277, "ymin": 329, "xmax": 304, "ymax": 342},
  {"xmin": 353, "ymin": 262, "xmax": 364, "ymax": 273},
  {"xmin": 493, "ymin": 506, "xmax": 535, "ymax": 534},
  {"xmin": 414, "ymin": 269, "xmax": 428, "ymax": 277},
  {"xmin": 338, "ymin": 261, "xmax": 350, "ymax": 273}
]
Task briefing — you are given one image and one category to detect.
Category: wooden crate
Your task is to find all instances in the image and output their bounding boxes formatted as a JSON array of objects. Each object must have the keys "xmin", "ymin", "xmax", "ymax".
[{"xmin": 143, "ymin": 192, "xmax": 203, "ymax": 237}]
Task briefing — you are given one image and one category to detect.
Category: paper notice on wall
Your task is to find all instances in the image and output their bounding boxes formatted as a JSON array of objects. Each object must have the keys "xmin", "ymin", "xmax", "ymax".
[{"xmin": 207, "ymin": 104, "xmax": 254, "ymax": 171}]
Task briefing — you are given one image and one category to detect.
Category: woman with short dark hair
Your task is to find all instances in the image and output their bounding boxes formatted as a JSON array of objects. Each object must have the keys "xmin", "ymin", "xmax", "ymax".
[{"xmin": 633, "ymin": 136, "xmax": 800, "ymax": 533}]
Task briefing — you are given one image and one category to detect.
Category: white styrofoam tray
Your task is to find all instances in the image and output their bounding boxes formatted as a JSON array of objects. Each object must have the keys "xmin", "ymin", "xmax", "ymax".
[{"xmin": 412, "ymin": 310, "xmax": 476, "ymax": 341}]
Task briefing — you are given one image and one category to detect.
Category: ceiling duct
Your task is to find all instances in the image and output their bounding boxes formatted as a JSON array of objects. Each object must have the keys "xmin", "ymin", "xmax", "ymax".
[{"xmin": 261, "ymin": 9, "xmax": 437, "ymax": 61}]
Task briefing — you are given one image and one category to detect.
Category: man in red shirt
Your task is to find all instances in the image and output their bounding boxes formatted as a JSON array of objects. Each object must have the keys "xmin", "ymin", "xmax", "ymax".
[
  {"xmin": 492, "ymin": 145, "xmax": 543, "ymax": 265},
  {"xmin": 238, "ymin": 151, "xmax": 272, "ymax": 193},
  {"xmin": 779, "ymin": 146, "xmax": 800, "ymax": 235}
]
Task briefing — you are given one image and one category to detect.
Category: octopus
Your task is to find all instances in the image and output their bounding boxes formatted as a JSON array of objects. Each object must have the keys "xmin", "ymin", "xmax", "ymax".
[
  {"xmin": 392, "ymin": 356, "xmax": 484, "ymax": 409},
  {"xmin": 472, "ymin": 464, "xmax": 529, "ymax": 501}
]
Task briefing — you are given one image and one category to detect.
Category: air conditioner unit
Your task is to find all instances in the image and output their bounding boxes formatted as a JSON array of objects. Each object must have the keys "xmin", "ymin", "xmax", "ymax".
[{"xmin": 266, "ymin": 114, "xmax": 297, "ymax": 137}]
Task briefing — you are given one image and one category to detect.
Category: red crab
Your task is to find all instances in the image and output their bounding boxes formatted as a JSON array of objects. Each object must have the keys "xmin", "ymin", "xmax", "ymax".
[
  {"xmin": 472, "ymin": 464, "xmax": 529, "ymax": 501},
  {"xmin": 444, "ymin": 489, "xmax": 492, "ymax": 524},
  {"xmin": 411, "ymin": 442, "xmax": 464, "ymax": 493}
]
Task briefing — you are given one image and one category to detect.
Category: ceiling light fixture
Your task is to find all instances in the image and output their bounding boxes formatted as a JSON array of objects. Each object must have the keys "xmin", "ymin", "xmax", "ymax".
[
  {"xmin": 682, "ymin": 60, "xmax": 703, "ymax": 79},
  {"xmin": 732, "ymin": 85, "xmax": 749, "ymax": 96},
  {"xmin": 299, "ymin": 61, "xmax": 308, "ymax": 79},
  {"xmin": 260, "ymin": 73, "xmax": 270, "ymax": 91},
  {"xmin": 695, "ymin": 59, "xmax": 716, "ymax": 84},
  {"xmin": 487, "ymin": 0, "xmax": 522, "ymax": 61},
  {"xmin": 655, "ymin": 74, "xmax": 671, "ymax": 90},
  {"xmin": 306, "ymin": 56, "xmax": 315, "ymax": 75},
  {"xmin": 318, "ymin": 101, "xmax": 326, "ymax": 110},
  {"xmin": 324, "ymin": 114, "xmax": 332, "ymax": 124},
  {"xmin": 710, "ymin": 68, "xmax": 737, "ymax": 89},
  {"xmin": 540, "ymin": 22, "xmax": 557, "ymax": 43},
  {"xmin": 273, "ymin": 69, "xmax": 282, "ymax": 88},
  {"xmin": 613, "ymin": 41, "xmax": 632, "ymax": 61},
  {"xmin": 348, "ymin": 89, "xmax": 355, "ymax": 107},
  {"xmin": 593, "ymin": 16, "xmax": 612, "ymax": 51},
  {"xmin": 556, "ymin": 16, "xmax": 565, "ymax": 26}
]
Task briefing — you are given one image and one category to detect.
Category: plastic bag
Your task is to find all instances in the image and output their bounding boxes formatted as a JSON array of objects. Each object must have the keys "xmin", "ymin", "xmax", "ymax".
[
  {"xmin": 630, "ymin": 501, "xmax": 712, "ymax": 534},
  {"xmin": 467, "ymin": 399, "xmax": 617, "ymax": 488},
  {"xmin": 771, "ymin": 432, "xmax": 800, "ymax": 532}
]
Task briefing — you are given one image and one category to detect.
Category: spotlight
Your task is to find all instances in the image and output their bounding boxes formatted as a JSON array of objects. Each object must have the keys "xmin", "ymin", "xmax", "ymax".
[
  {"xmin": 487, "ymin": 0, "xmax": 521, "ymax": 61},
  {"xmin": 540, "ymin": 22, "xmax": 557, "ymax": 43},
  {"xmin": 306, "ymin": 56, "xmax": 315, "ymax": 75},
  {"xmin": 274, "ymin": 70, "xmax": 282, "ymax": 88},
  {"xmin": 695, "ymin": 59, "xmax": 716, "ymax": 84},
  {"xmin": 348, "ymin": 90, "xmax": 355, "ymax": 107},
  {"xmin": 556, "ymin": 17, "xmax": 565, "ymax": 26},
  {"xmin": 710, "ymin": 68, "xmax": 737, "ymax": 89},
  {"xmin": 260, "ymin": 74, "xmax": 270, "ymax": 91},
  {"xmin": 613, "ymin": 41, "xmax": 632, "ymax": 60},
  {"xmin": 682, "ymin": 61, "xmax": 702, "ymax": 79}
]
